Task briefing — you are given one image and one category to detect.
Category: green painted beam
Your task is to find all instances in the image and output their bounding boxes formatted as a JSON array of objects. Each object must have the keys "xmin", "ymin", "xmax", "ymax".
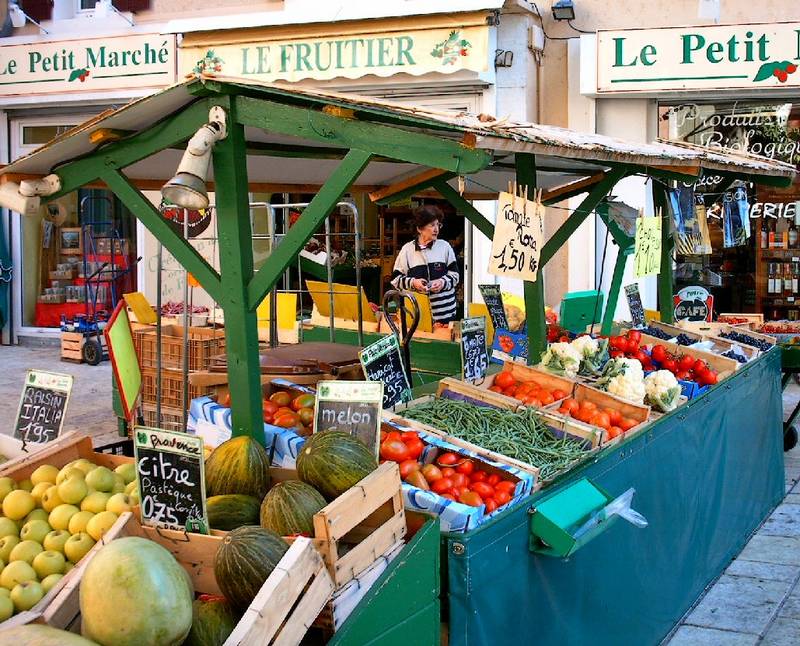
[
  {"xmin": 376, "ymin": 172, "xmax": 457, "ymax": 206},
  {"xmin": 653, "ymin": 183, "xmax": 675, "ymax": 324},
  {"xmin": 710, "ymin": 169, "xmax": 793, "ymax": 188},
  {"xmin": 432, "ymin": 180, "xmax": 494, "ymax": 240},
  {"xmin": 235, "ymin": 95, "xmax": 490, "ymax": 174},
  {"xmin": 601, "ymin": 246, "xmax": 633, "ymax": 335},
  {"xmin": 212, "ymin": 104, "xmax": 265, "ymax": 443},
  {"xmin": 540, "ymin": 167, "xmax": 629, "ymax": 267},
  {"xmin": 100, "ymin": 169, "xmax": 224, "ymax": 304},
  {"xmin": 48, "ymin": 100, "xmax": 211, "ymax": 199},
  {"xmin": 515, "ymin": 153, "xmax": 548, "ymax": 365},
  {"xmin": 247, "ymin": 149, "xmax": 372, "ymax": 309},
  {"xmin": 596, "ymin": 202, "xmax": 634, "ymax": 249}
]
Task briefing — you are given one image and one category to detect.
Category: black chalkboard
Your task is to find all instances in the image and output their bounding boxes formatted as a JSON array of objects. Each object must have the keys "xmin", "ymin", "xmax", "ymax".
[
  {"xmin": 359, "ymin": 336, "xmax": 412, "ymax": 409},
  {"xmin": 314, "ymin": 381, "xmax": 383, "ymax": 457},
  {"xmin": 478, "ymin": 284, "xmax": 509, "ymax": 331},
  {"xmin": 460, "ymin": 317, "xmax": 488, "ymax": 382},
  {"xmin": 624, "ymin": 284, "xmax": 645, "ymax": 328},
  {"xmin": 134, "ymin": 427, "xmax": 208, "ymax": 534},
  {"xmin": 13, "ymin": 370, "xmax": 73, "ymax": 444}
]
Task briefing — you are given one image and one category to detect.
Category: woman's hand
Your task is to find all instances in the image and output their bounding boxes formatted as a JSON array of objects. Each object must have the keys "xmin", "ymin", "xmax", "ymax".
[
  {"xmin": 411, "ymin": 278, "xmax": 428, "ymax": 292},
  {"xmin": 428, "ymin": 279, "xmax": 445, "ymax": 293}
]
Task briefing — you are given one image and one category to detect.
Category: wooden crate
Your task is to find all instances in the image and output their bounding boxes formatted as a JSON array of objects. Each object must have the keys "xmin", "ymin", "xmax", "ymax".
[
  {"xmin": 41, "ymin": 513, "xmax": 335, "ymax": 645},
  {"xmin": 711, "ymin": 323, "xmax": 778, "ymax": 345},
  {"xmin": 631, "ymin": 321, "xmax": 759, "ymax": 362},
  {"xmin": 269, "ymin": 462, "xmax": 405, "ymax": 589},
  {"xmin": 435, "ymin": 377, "xmax": 522, "ymax": 411},
  {"xmin": 638, "ymin": 333, "xmax": 739, "ymax": 377},
  {"xmin": 719, "ymin": 313, "xmax": 764, "ymax": 329},
  {"xmin": 467, "ymin": 363, "xmax": 576, "ymax": 410},
  {"xmin": 60, "ymin": 331, "xmax": 84, "ymax": 363}
]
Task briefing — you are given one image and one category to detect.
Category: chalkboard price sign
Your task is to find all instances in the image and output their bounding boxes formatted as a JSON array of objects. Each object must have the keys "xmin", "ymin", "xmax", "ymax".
[
  {"xmin": 13, "ymin": 370, "xmax": 73, "ymax": 444},
  {"xmin": 134, "ymin": 427, "xmax": 209, "ymax": 534},
  {"xmin": 624, "ymin": 284, "xmax": 645, "ymax": 328},
  {"xmin": 314, "ymin": 381, "xmax": 383, "ymax": 457},
  {"xmin": 460, "ymin": 317, "xmax": 488, "ymax": 383},
  {"xmin": 478, "ymin": 284, "xmax": 509, "ymax": 331},
  {"xmin": 359, "ymin": 335, "xmax": 412, "ymax": 409}
]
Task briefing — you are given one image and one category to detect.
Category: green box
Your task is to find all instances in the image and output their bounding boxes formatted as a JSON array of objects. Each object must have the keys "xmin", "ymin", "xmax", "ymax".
[
  {"xmin": 559, "ymin": 290, "xmax": 604, "ymax": 334},
  {"xmin": 529, "ymin": 478, "xmax": 618, "ymax": 557}
]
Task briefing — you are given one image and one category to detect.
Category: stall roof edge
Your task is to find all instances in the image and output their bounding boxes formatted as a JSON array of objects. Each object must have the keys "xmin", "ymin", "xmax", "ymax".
[{"xmin": 0, "ymin": 74, "xmax": 794, "ymax": 183}]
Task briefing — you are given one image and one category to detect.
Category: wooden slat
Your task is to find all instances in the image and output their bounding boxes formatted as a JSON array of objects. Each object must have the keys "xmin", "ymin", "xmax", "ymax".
[
  {"xmin": 330, "ymin": 510, "xmax": 406, "ymax": 587},
  {"xmin": 368, "ymin": 168, "xmax": 449, "ymax": 203},
  {"xmin": 541, "ymin": 172, "xmax": 606, "ymax": 203}
]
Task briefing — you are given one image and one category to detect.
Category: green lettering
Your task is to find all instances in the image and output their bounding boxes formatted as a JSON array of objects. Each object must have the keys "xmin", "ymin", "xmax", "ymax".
[
  {"xmin": 256, "ymin": 46, "xmax": 271, "ymax": 74},
  {"xmin": 334, "ymin": 40, "xmax": 346, "ymax": 69},
  {"xmin": 681, "ymin": 33, "xmax": 705, "ymax": 64},
  {"xmin": 613, "ymin": 37, "xmax": 637, "ymax": 67},
  {"xmin": 726, "ymin": 35, "xmax": 740, "ymax": 62},
  {"xmin": 86, "ymin": 47, "xmax": 102, "ymax": 68},
  {"xmin": 294, "ymin": 43, "xmax": 312, "ymax": 72},
  {"xmin": 349, "ymin": 39, "xmax": 364, "ymax": 68},
  {"xmin": 377, "ymin": 37, "xmax": 392, "ymax": 66},
  {"xmin": 640, "ymin": 44, "xmax": 656, "ymax": 66},
  {"xmin": 757, "ymin": 34, "xmax": 769, "ymax": 61},
  {"xmin": 366, "ymin": 38, "xmax": 376, "ymax": 67},
  {"xmin": 396, "ymin": 36, "xmax": 414, "ymax": 65},
  {"xmin": 279, "ymin": 44, "xmax": 292, "ymax": 73},
  {"xmin": 796, "ymin": 29, "xmax": 800, "ymax": 60},
  {"xmin": 241, "ymin": 47, "xmax": 256, "ymax": 74},
  {"xmin": 29, "ymin": 51, "xmax": 42, "ymax": 72},
  {"xmin": 706, "ymin": 41, "xmax": 724, "ymax": 63},
  {"xmin": 314, "ymin": 42, "xmax": 332, "ymax": 71},
  {"xmin": 157, "ymin": 41, "xmax": 168, "ymax": 64}
]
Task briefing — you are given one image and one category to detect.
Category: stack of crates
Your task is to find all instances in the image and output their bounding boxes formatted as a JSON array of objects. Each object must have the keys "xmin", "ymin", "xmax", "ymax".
[{"xmin": 134, "ymin": 324, "xmax": 226, "ymax": 431}]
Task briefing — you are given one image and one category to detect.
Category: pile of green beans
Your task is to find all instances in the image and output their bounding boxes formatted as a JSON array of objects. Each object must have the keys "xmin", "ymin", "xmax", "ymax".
[{"xmin": 402, "ymin": 398, "xmax": 587, "ymax": 480}]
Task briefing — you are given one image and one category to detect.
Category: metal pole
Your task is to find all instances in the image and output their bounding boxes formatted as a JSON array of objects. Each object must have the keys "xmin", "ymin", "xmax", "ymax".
[
  {"xmin": 350, "ymin": 201, "xmax": 364, "ymax": 346},
  {"xmin": 155, "ymin": 241, "xmax": 163, "ymax": 427},
  {"xmin": 324, "ymin": 216, "xmax": 335, "ymax": 343},
  {"xmin": 182, "ymin": 209, "xmax": 190, "ymax": 431}
]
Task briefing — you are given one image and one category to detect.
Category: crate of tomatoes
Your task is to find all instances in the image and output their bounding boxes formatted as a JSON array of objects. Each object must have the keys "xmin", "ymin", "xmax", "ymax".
[
  {"xmin": 378, "ymin": 421, "xmax": 534, "ymax": 533},
  {"xmin": 475, "ymin": 363, "xmax": 575, "ymax": 410}
]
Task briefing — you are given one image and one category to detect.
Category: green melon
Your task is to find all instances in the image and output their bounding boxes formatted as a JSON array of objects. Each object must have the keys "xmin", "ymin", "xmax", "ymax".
[
  {"xmin": 79, "ymin": 536, "xmax": 193, "ymax": 646},
  {"xmin": 260, "ymin": 481, "xmax": 326, "ymax": 536},
  {"xmin": 207, "ymin": 494, "xmax": 261, "ymax": 532},
  {"xmin": 296, "ymin": 431, "xmax": 378, "ymax": 500},
  {"xmin": 205, "ymin": 436, "xmax": 271, "ymax": 500},
  {"xmin": 183, "ymin": 595, "xmax": 241, "ymax": 646},
  {"xmin": 213, "ymin": 526, "xmax": 289, "ymax": 610},
  {"xmin": 0, "ymin": 625, "xmax": 99, "ymax": 646}
]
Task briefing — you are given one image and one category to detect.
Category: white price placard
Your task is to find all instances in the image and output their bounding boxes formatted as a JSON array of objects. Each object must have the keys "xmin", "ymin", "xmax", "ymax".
[{"xmin": 488, "ymin": 191, "xmax": 544, "ymax": 282}]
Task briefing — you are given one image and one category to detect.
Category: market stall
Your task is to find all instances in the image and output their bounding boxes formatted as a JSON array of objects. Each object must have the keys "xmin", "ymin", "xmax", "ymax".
[{"xmin": 0, "ymin": 75, "xmax": 794, "ymax": 645}]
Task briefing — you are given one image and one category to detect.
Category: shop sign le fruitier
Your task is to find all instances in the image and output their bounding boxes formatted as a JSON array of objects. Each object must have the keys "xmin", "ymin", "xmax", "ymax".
[{"xmin": 0, "ymin": 33, "xmax": 177, "ymax": 96}]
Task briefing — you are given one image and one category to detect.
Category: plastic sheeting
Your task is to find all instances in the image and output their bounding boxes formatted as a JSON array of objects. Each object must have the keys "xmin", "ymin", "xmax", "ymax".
[{"xmin": 445, "ymin": 349, "xmax": 785, "ymax": 646}]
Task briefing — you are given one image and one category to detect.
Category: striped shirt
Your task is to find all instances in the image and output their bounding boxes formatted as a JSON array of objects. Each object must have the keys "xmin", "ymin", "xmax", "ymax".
[{"xmin": 391, "ymin": 238, "xmax": 459, "ymax": 323}]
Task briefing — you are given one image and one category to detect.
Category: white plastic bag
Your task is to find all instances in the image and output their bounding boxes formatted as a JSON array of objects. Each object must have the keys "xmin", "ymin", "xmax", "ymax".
[{"xmin": 572, "ymin": 488, "xmax": 648, "ymax": 541}]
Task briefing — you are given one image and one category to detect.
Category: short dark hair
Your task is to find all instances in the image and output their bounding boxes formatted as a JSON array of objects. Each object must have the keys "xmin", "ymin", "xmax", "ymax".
[{"xmin": 414, "ymin": 205, "xmax": 444, "ymax": 230}]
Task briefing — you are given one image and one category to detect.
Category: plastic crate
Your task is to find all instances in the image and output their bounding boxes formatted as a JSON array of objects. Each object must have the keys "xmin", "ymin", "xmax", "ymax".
[
  {"xmin": 140, "ymin": 366, "xmax": 214, "ymax": 409},
  {"xmin": 94, "ymin": 438, "xmax": 134, "ymax": 457},
  {"xmin": 141, "ymin": 403, "xmax": 185, "ymax": 432},
  {"xmin": 135, "ymin": 324, "xmax": 225, "ymax": 371}
]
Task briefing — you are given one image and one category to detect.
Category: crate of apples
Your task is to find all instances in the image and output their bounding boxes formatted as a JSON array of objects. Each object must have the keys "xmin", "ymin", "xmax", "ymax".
[
  {"xmin": 556, "ymin": 397, "xmax": 639, "ymax": 441},
  {"xmin": 488, "ymin": 371, "xmax": 569, "ymax": 408}
]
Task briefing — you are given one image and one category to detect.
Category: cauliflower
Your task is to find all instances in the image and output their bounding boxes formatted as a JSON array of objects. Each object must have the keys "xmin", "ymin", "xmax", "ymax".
[
  {"xmin": 599, "ymin": 357, "xmax": 644, "ymax": 382},
  {"xmin": 644, "ymin": 370, "xmax": 682, "ymax": 412},
  {"xmin": 539, "ymin": 342, "xmax": 582, "ymax": 378},
  {"xmin": 570, "ymin": 335, "xmax": 609, "ymax": 376},
  {"xmin": 606, "ymin": 373, "xmax": 646, "ymax": 405}
]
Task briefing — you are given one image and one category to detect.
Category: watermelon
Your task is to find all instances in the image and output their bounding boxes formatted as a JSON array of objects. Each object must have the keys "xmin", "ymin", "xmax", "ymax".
[
  {"xmin": 260, "ymin": 481, "xmax": 326, "ymax": 536},
  {"xmin": 80, "ymin": 536, "xmax": 193, "ymax": 646},
  {"xmin": 214, "ymin": 526, "xmax": 289, "ymax": 610},
  {"xmin": 0, "ymin": 625, "xmax": 99, "ymax": 645},
  {"xmin": 183, "ymin": 595, "xmax": 240, "ymax": 646},
  {"xmin": 296, "ymin": 431, "xmax": 378, "ymax": 500},
  {"xmin": 205, "ymin": 436, "xmax": 271, "ymax": 500},
  {"xmin": 207, "ymin": 494, "xmax": 261, "ymax": 531}
]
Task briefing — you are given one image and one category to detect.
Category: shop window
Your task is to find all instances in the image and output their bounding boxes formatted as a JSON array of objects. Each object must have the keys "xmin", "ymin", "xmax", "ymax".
[
  {"xmin": 20, "ymin": 0, "xmax": 52, "ymax": 22},
  {"xmin": 659, "ymin": 100, "xmax": 800, "ymax": 319},
  {"xmin": 22, "ymin": 125, "xmax": 77, "ymax": 145},
  {"xmin": 76, "ymin": 0, "xmax": 149, "ymax": 13}
]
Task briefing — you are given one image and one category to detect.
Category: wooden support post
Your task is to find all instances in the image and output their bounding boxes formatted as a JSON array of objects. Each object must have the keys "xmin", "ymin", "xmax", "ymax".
[
  {"xmin": 515, "ymin": 153, "xmax": 547, "ymax": 365},
  {"xmin": 653, "ymin": 182, "xmax": 675, "ymax": 324},
  {"xmin": 601, "ymin": 247, "xmax": 633, "ymax": 335},
  {"xmin": 212, "ymin": 104, "xmax": 265, "ymax": 443}
]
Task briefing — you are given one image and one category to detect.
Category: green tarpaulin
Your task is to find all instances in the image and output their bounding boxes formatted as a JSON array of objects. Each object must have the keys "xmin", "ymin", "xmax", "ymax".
[{"xmin": 444, "ymin": 349, "xmax": 784, "ymax": 646}]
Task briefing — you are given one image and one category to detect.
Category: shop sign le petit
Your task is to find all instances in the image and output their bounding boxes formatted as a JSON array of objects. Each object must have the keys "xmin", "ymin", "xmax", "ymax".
[
  {"xmin": 0, "ymin": 34, "xmax": 176, "ymax": 96},
  {"xmin": 597, "ymin": 22, "xmax": 800, "ymax": 93}
]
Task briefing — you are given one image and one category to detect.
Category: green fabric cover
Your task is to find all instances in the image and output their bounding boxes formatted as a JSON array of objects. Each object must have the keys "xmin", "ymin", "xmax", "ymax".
[{"xmin": 444, "ymin": 349, "xmax": 784, "ymax": 646}]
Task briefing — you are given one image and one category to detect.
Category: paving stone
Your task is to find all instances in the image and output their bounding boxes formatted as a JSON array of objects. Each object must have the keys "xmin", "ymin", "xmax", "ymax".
[
  {"xmin": 761, "ymin": 505, "xmax": 800, "ymax": 538},
  {"xmin": 685, "ymin": 575, "xmax": 789, "ymax": 633},
  {"xmin": 666, "ymin": 625, "xmax": 758, "ymax": 646},
  {"xmin": 762, "ymin": 616, "xmax": 800, "ymax": 645},
  {"xmin": 725, "ymin": 559, "xmax": 800, "ymax": 583},
  {"xmin": 785, "ymin": 493, "xmax": 800, "ymax": 505},
  {"xmin": 778, "ymin": 593, "xmax": 800, "ymax": 619},
  {"xmin": 739, "ymin": 535, "xmax": 800, "ymax": 566}
]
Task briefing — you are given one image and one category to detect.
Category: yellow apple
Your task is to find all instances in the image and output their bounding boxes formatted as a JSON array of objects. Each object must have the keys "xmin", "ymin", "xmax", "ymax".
[
  {"xmin": 41, "ymin": 486, "xmax": 64, "ymax": 513},
  {"xmin": 40, "ymin": 572, "xmax": 63, "ymax": 593},
  {"xmin": 110, "ymin": 474, "xmax": 126, "ymax": 494},
  {"xmin": 115, "ymin": 463, "xmax": 136, "ymax": 485},
  {"xmin": 128, "ymin": 491, "xmax": 140, "ymax": 506},
  {"xmin": 124, "ymin": 480, "xmax": 138, "ymax": 495},
  {"xmin": 42, "ymin": 530, "xmax": 70, "ymax": 554},
  {"xmin": 0, "ymin": 594, "xmax": 11, "ymax": 621},
  {"xmin": 30, "ymin": 482, "xmax": 51, "ymax": 505},
  {"xmin": 0, "ymin": 536, "xmax": 20, "ymax": 562},
  {"xmin": 16, "ymin": 479, "xmax": 33, "ymax": 493},
  {"xmin": 48, "ymin": 504, "xmax": 80, "ymax": 532},
  {"xmin": 80, "ymin": 491, "xmax": 111, "ymax": 514},
  {"xmin": 0, "ymin": 561, "xmax": 36, "ymax": 589},
  {"xmin": 67, "ymin": 511, "xmax": 94, "ymax": 535},
  {"xmin": 63, "ymin": 561, "xmax": 75, "ymax": 573},
  {"xmin": 85, "ymin": 467, "xmax": 114, "ymax": 493},
  {"xmin": 2, "ymin": 490, "xmax": 35, "ymax": 520},
  {"xmin": 69, "ymin": 459, "xmax": 96, "ymax": 475},
  {"xmin": 20, "ymin": 520, "xmax": 51, "ymax": 545},
  {"xmin": 0, "ymin": 517, "xmax": 18, "ymax": 539},
  {"xmin": 63, "ymin": 533, "xmax": 95, "ymax": 563},
  {"xmin": 0, "ymin": 588, "xmax": 9, "ymax": 598},
  {"xmin": 57, "ymin": 477, "xmax": 88, "ymax": 506},
  {"xmin": 10, "ymin": 580, "xmax": 44, "ymax": 611},
  {"xmin": 0, "ymin": 478, "xmax": 15, "ymax": 504},
  {"xmin": 86, "ymin": 511, "xmax": 118, "ymax": 541},
  {"xmin": 56, "ymin": 466, "xmax": 85, "ymax": 486},
  {"xmin": 32, "ymin": 550, "xmax": 65, "ymax": 579},
  {"xmin": 9, "ymin": 540, "xmax": 43, "ymax": 564},
  {"xmin": 30, "ymin": 464, "xmax": 59, "ymax": 487},
  {"xmin": 105, "ymin": 493, "xmax": 134, "ymax": 515},
  {"xmin": 23, "ymin": 509, "xmax": 49, "ymax": 525}
]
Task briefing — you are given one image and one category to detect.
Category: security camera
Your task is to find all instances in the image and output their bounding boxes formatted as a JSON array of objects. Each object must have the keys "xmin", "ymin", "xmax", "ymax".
[
  {"xmin": 0, "ymin": 182, "xmax": 41, "ymax": 216},
  {"xmin": 19, "ymin": 174, "xmax": 61, "ymax": 197}
]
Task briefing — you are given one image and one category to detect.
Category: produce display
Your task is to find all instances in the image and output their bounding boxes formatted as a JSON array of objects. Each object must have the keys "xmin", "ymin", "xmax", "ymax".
[
  {"xmin": 401, "ymin": 399, "xmax": 588, "ymax": 480},
  {"xmin": 648, "ymin": 344, "xmax": 719, "ymax": 386},
  {"xmin": 184, "ymin": 595, "xmax": 240, "ymax": 646},
  {"xmin": 643, "ymin": 371, "xmax": 682, "ymax": 413},
  {"xmin": 218, "ymin": 390, "xmax": 315, "ymax": 437},
  {"xmin": 721, "ymin": 349, "xmax": 748, "ymax": 364},
  {"xmin": 607, "ymin": 329, "xmax": 652, "ymax": 365},
  {"xmin": 719, "ymin": 330, "xmax": 774, "ymax": 352},
  {"xmin": 0, "ymin": 459, "xmax": 136, "ymax": 622},
  {"xmin": 295, "ymin": 430, "xmax": 379, "ymax": 500},
  {"xmin": 555, "ymin": 398, "xmax": 640, "ymax": 439},
  {"xmin": 260, "ymin": 480, "xmax": 327, "ymax": 536},
  {"xmin": 204, "ymin": 436, "xmax": 271, "ymax": 500},
  {"xmin": 206, "ymin": 494, "xmax": 261, "ymax": 532},
  {"xmin": 486, "ymin": 371, "xmax": 569, "ymax": 407},
  {"xmin": 595, "ymin": 357, "xmax": 646, "ymax": 404}
]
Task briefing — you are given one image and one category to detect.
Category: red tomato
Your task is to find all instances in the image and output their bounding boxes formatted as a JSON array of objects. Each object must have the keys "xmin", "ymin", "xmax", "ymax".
[
  {"xmin": 431, "ymin": 478, "xmax": 454, "ymax": 494},
  {"xmin": 606, "ymin": 408, "xmax": 622, "ymax": 426},
  {"xmin": 297, "ymin": 407, "xmax": 314, "ymax": 426},
  {"xmin": 437, "ymin": 452, "xmax": 461, "ymax": 467},
  {"xmin": 693, "ymin": 359, "xmax": 708, "ymax": 373},
  {"xmin": 651, "ymin": 344, "xmax": 668, "ymax": 363},
  {"xmin": 626, "ymin": 329, "xmax": 641, "ymax": 344},
  {"xmin": 275, "ymin": 407, "xmax": 294, "ymax": 418},
  {"xmin": 552, "ymin": 389, "xmax": 568, "ymax": 400},
  {"xmin": 269, "ymin": 392, "xmax": 291, "ymax": 407},
  {"xmin": 503, "ymin": 385, "xmax": 518, "ymax": 397},
  {"xmin": 610, "ymin": 335, "xmax": 627, "ymax": 350},
  {"xmin": 589, "ymin": 412, "xmax": 611, "ymax": 430},
  {"xmin": 291, "ymin": 394, "xmax": 315, "ymax": 412},
  {"xmin": 484, "ymin": 499, "xmax": 498, "ymax": 513},
  {"xmin": 470, "ymin": 481, "xmax": 495, "ymax": 499},
  {"xmin": 610, "ymin": 349, "xmax": 624, "ymax": 358},
  {"xmin": 700, "ymin": 371, "xmax": 718, "ymax": 386},
  {"xmin": 486, "ymin": 474, "xmax": 500, "ymax": 486},
  {"xmin": 274, "ymin": 412, "xmax": 299, "ymax": 428},
  {"xmin": 678, "ymin": 355, "xmax": 695, "ymax": 371},
  {"xmin": 450, "ymin": 486, "xmax": 466, "ymax": 499},
  {"xmin": 625, "ymin": 338, "xmax": 640, "ymax": 353},
  {"xmin": 404, "ymin": 438, "xmax": 425, "ymax": 459},
  {"xmin": 524, "ymin": 396, "xmax": 544, "ymax": 408},
  {"xmin": 262, "ymin": 400, "xmax": 279, "ymax": 416},
  {"xmin": 606, "ymin": 426, "xmax": 621, "ymax": 440},
  {"xmin": 489, "ymin": 385, "xmax": 504, "ymax": 393},
  {"xmin": 459, "ymin": 491, "xmax": 483, "ymax": 507},
  {"xmin": 451, "ymin": 473, "xmax": 469, "ymax": 488},
  {"xmin": 562, "ymin": 398, "xmax": 580, "ymax": 414},
  {"xmin": 399, "ymin": 459, "xmax": 420, "ymax": 479},
  {"xmin": 440, "ymin": 493, "xmax": 456, "ymax": 501},
  {"xmin": 470, "ymin": 471, "xmax": 486, "ymax": 482},
  {"xmin": 400, "ymin": 431, "xmax": 420, "ymax": 443},
  {"xmin": 219, "ymin": 392, "xmax": 232, "ymax": 408},
  {"xmin": 440, "ymin": 467, "xmax": 456, "ymax": 479},
  {"xmin": 618, "ymin": 417, "xmax": 638, "ymax": 431},
  {"xmin": 455, "ymin": 460, "xmax": 474, "ymax": 475},
  {"xmin": 662, "ymin": 358, "xmax": 678, "ymax": 373},
  {"xmin": 634, "ymin": 350, "xmax": 651, "ymax": 366},
  {"xmin": 495, "ymin": 480, "xmax": 517, "ymax": 495},
  {"xmin": 421, "ymin": 464, "xmax": 443, "ymax": 482},
  {"xmin": 384, "ymin": 431, "xmax": 403, "ymax": 443},
  {"xmin": 539, "ymin": 392, "xmax": 555, "ymax": 405},
  {"xmin": 493, "ymin": 491, "xmax": 512, "ymax": 505},
  {"xmin": 380, "ymin": 440, "xmax": 410, "ymax": 462},
  {"xmin": 494, "ymin": 372, "xmax": 516, "ymax": 389}
]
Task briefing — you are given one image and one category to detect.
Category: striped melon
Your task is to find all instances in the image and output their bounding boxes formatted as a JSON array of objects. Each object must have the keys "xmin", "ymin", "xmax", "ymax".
[
  {"xmin": 260, "ymin": 481, "xmax": 326, "ymax": 536},
  {"xmin": 183, "ymin": 595, "xmax": 241, "ymax": 646},
  {"xmin": 205, "ymin": 436, "xmax": 270, "ymax": 500},
  {"xmin": 207, "ymin": 494, "xmax": 261, "ymax": 532},
  {"xmin": 296, "ymin": 431, "xmax": 378, "ymax": 500},
  {"xmin": 213, "ymin": 526, "xmax": 288, "ymax": 610}
]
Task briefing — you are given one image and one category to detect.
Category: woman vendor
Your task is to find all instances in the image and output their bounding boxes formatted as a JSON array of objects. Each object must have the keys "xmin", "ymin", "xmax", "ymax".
[{"xmin": 391, "ymin": 205, "xmax": 460, "ymax": 324}]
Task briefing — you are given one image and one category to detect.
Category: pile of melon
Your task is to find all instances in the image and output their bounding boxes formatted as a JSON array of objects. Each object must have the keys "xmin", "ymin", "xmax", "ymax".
[{"xmin": 0, "ymin": 458, "xmax": 137, "ymax": 622}]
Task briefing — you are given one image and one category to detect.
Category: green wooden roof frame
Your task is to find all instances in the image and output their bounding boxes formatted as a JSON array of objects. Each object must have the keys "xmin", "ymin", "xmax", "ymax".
[{"xmin": 34, "ymin": 78, "xmax": 793, "ymax": 440}]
